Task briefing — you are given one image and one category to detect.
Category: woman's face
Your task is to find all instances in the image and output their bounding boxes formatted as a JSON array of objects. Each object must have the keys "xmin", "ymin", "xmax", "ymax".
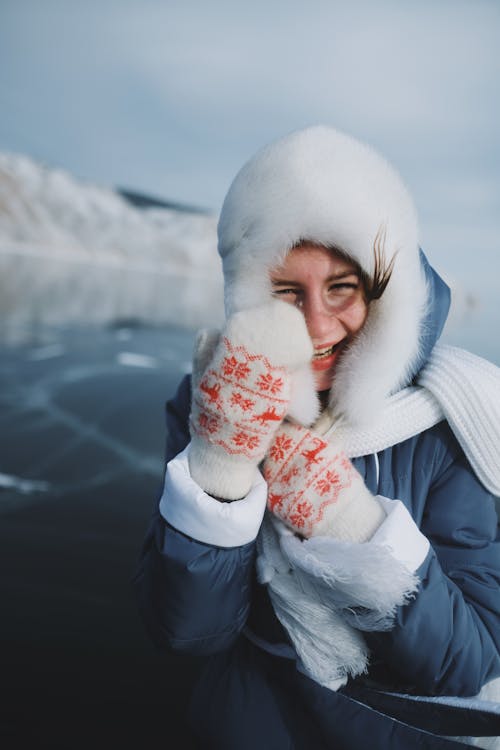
[{"xmin": 270, "ymin": 243, "xmax": 368, "ymax": 392}]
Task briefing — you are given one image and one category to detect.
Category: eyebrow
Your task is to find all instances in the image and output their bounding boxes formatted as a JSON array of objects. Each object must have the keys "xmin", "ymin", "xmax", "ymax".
[{"xmin": 271, "ymin": 271, "xmax": 360, "ymax": 286}]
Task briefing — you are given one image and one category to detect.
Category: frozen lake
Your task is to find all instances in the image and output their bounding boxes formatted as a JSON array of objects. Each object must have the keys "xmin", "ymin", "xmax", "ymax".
[{"xmin": 0, "ymin": 323, "xmax": 201, "ymax": 748}]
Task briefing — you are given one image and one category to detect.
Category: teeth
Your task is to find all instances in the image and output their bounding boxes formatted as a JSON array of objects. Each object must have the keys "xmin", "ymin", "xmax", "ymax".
[{"xmin": 314, "ymin": 345, "xmax": 334, "ymax": 358}]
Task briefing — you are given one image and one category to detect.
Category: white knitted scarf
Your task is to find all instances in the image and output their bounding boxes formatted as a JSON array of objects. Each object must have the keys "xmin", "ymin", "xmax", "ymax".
[
  {"xmin": 256, "ymin": 344, "xmax": 500, "ymax": 698},
  {"xmin": 330, "ymin": 344, "xmax": 500, "ymax": 497}
]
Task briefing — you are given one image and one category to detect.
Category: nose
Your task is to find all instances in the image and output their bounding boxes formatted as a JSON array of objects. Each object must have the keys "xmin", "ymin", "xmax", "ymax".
[{"xmin": 301, "ymin": 291, "xmax": 342, "ymax": 342}]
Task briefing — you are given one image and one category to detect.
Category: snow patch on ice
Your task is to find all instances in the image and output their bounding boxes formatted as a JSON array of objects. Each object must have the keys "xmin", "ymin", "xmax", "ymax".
[
  {"xmin": 116, "ymin": 352, "xmax": 158, "ymax": 368},
  {"xmin": 0, "ymin": 472, "xmax": 50, "ymax": 494},
  {"xmin": 28, "ymin": 343, "xmax": 65, "ymax": 361}
]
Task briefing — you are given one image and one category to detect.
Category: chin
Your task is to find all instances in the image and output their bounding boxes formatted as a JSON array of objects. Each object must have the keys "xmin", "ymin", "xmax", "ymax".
[
  {"xmin": 314, "ymin": 371, "xmax": 334, "ymax": 393},
  {"xmin": 312, "ymin": 349, "xmax": 341, "ymax": 393}
]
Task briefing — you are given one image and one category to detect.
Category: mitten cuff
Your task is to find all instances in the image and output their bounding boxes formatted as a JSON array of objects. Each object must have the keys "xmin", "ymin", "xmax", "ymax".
[
  {"xmin": 315, "ymin": 482, "xmax": 386, "ymax": 542},
  {"xmin": 189, "ymin": 434, "xmax": 258, "ymax": 500}
]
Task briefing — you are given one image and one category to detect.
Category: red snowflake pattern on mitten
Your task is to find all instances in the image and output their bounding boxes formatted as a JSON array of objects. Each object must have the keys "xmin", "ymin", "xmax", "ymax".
[
  {"xmin": 255, "ymin": 372, "xmax": 285, "ymax": 394},
  {"xmin": 269, "ymin": 434, "xmax": 294, "ymax": 462},
  {"xmin": 289, "ymin": 500, "xmax": 314, "ymax": 529},
  {"xmin": 232, "ymin": 431, "xmax": 261, "ymax": 451},
  {"xmin": 191, "ymin": 336, "xmax": 290, "ymax": 461},
  {"xmin": 198, "ymin": 413, "xmax": 221, "ymax": 434},
  {"xmin": 263, "ymin": 421, "xmax": 360, "ymax": 538},
  {"xmin": 315, "ymin": 469, "xmax": 342, "ymax": 496},
  {"xmin": 229, "ymin": 392, "xmax": 255, "ymax": 411},
  {"xmin": 222, "ymin": 355, "xmax": 251, "ymax": 380}
]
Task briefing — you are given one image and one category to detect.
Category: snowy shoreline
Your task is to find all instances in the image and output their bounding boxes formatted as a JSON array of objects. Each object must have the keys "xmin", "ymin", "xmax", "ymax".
[{"xmin": 0, "ymin": 151, "xmax": 224, "ymax": 341}]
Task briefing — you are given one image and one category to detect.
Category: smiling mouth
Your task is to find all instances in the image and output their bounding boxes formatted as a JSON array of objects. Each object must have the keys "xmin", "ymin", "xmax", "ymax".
[{"xmin": 313, "ymin": 342, "xmax": 342, "ymax": 359}]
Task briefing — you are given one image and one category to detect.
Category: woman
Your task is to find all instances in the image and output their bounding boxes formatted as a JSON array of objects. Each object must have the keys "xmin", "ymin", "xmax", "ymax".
[{"xmin": 135, "ymin": 126, "xmax": 500, "ymax": 748}]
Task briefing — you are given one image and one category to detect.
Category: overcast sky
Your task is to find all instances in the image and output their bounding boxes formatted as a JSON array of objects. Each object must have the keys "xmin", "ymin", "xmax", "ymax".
[{"xmin": 1, "ymin": 0, "xmax": 499, "ymax": 278}]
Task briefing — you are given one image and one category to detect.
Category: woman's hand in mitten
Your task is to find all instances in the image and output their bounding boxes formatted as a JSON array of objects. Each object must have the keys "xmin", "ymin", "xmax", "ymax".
[
  {"xmin": 263, "ymin": 421, "xmax": 385, "ymax": 541},
  {"xmin": 188, "ymin": 300, "xmax": 318, "ymax": 500}
]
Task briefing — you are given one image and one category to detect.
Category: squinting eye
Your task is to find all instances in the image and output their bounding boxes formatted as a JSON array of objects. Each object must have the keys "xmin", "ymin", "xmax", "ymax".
[
  {"xmin": 326, "ymin": 283, "xmax": 359, "ymax": 299},
  {"xmin": 272, "ymin": 289, "xmax": 304, "ymax": 308},
  {"xmin": 322, "ymin": 282, "xmax": 361, "ymax": 310},
  {"xmin": 329, "ymin": 282, "xmax": 358, "ymax": 292}
]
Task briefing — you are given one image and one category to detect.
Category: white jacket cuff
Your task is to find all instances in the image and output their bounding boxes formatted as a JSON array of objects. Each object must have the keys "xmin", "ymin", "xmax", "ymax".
[
  {"xmin": 159, "ymin": 443, "xmax": 268, "ymax": 548},
  {"xmin": 370, "ymin": 496, "xmax": 430, "ymax": 573}
]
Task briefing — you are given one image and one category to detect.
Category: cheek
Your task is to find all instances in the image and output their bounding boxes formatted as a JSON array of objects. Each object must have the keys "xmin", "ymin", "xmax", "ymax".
[{"xmin": 341, "ymin": 298, "xmax": 368, "ymax": 334}]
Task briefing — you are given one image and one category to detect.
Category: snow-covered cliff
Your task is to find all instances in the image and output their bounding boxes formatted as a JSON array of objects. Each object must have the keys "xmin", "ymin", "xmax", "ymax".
[{"xmin": 0, "ymin": 152, "xmax": 224, "ymax": 342}]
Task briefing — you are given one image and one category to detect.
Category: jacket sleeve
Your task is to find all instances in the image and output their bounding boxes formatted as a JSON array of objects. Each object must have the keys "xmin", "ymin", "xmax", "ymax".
[
  {"xmin": 365, "ymin": 426, "xmax": 500, "ymax": 697},
  {"xmin": 134, "ymin": 375, "xmax": 263, "ymax": 655}
]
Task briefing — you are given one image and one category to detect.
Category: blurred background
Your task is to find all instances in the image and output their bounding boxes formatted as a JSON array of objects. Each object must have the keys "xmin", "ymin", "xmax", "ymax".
[{"xmin": 1, "ymin": 1, "xmax": 499, "ymax": 747}]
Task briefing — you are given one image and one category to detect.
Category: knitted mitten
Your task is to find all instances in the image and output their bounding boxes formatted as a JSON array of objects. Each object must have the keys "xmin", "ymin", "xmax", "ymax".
[
  {"xmin": 189, "ymin": 301, "xmax": 316, "ymax": 500},
  {"xmin": 263, "ymin": 421, "xmax": 385, "ymax": 541}
]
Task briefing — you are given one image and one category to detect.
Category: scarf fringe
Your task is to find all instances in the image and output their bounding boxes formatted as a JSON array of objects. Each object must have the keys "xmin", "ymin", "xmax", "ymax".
[
  {"xmin": 279, "ymin": 526, "xmax": 419, "ymax": 630},
  {"xmin": 256, "ymin": 515, "xmax": 419, "ymax": 689}
]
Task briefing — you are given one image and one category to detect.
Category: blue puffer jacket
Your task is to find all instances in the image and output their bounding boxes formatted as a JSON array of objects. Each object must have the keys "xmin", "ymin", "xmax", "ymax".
[{"xmin": 135, "ymin": 257, "xmax": 500, "ymax": 749}]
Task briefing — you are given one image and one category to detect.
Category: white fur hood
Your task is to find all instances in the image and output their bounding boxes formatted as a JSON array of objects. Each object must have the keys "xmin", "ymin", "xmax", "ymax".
[{"xmin": 217, "ymin": 126, "xmax": 433, "ymax": 427}]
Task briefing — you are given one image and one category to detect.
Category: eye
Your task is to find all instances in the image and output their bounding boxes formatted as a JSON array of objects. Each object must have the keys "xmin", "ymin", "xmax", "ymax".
[
  {"xmin": 323, "ymin": 280, "xmax": 363, "ymax": 310},
  {"xmin": 328, "ymin": 282, "xmax": 359, "ymax": 293},
  {"xmin": 271, "ymin": 288, "xmax": 304, "ymax": 307}
]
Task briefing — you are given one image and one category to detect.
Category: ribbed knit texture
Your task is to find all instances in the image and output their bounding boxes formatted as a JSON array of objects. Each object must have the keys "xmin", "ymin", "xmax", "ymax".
[
  {"xmin": 324, "ymin": 344, "xmax": 500, "ymax": 496},
  {"xmin": 418, "ymin": 345, "xmax": 500, "ymax": 496}
]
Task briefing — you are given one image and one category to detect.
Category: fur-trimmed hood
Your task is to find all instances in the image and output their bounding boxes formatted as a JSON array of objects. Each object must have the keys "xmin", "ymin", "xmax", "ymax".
[{"xmin": 217, "ymin": 125, "xmax": 450, "ymax": 427}]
